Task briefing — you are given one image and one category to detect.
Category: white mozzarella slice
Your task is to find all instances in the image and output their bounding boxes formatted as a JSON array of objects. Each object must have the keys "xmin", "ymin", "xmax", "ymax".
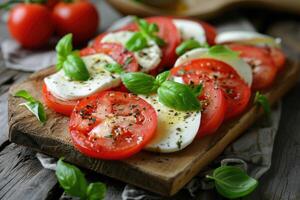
[
  {"xmin": 139, "ymin": 95, "xmax": 201, "ymax": 153},
  {"xmin": 174, "ymin": 48, "xmax": 253, "ymax": 86},
  {"xmin": 173, "ymin": 19, "xmax": 207, "ymax": 44},
  {"xmin": 215, "ymin": 31, "xmax": 281, "ymax": 48},
  {"xmin": 101, "ymin": 31, "xmax": 162, "ymax": 72},
  {"xmin": 44, "ymin": 53, "xmax": 121, "ymax": 100}
]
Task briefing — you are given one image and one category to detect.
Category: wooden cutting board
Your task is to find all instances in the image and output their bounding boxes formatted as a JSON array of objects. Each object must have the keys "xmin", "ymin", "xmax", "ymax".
[
  {"xmin": 8, "ymin": 59, "xmax": 300, "ymax": 196},
  {"xmin": 107, "ymin": 0, "xmax": 300, "ymax": 18}
]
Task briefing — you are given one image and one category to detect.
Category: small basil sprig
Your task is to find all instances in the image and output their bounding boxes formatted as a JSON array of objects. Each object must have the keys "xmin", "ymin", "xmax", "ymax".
[
  {"xmin": 104, "ymin": 63, "xmax": 125, "ymax": 74},
  {"xmin": 56, "ymin": 158, "xmax": 106, "ymax": 200},
  {"xmin": 56, "ymin": 34, "xmax": 90, "ymax": 81},
  {"xmin": 254, "ymin": 91, "xmax": 271, "ymax": 116},
  {"xmin": 176, "ymin": 39, "xmax": 209, "ymax": 56},
  {"xmin": 122, "ymin": 71, "xmax": 201, "ymax": 111},
  {"xmin": 206, "ymin": 165, "xmax": 258, "ymax": 199},
  {"xmin": 14, "ymin": 90, "xmax": 46, "ymax": 123},
  {"xmin": 208, "ymin": 45, "xmax": 239, "ymax": 59},
  {"xmin": 125, "ymin": 17, "xmax": 165, "ymax": 52}
]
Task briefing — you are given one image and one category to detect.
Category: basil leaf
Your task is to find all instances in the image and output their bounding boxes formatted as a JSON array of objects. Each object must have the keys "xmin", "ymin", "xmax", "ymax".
[
  {"xmin": 152, "ymin": 35, "xmax": 166, "ymax": 47},
  {"xmin": 104, "ymin": 63, "xmax": 124, "ymax": 74},
  {"xmin": 208, "ymin": 45, "xmax": 238, "ymax": 59},
  {"xmin": 176, "ymin": 39, "xmax": 203, "ymax": 56},
  {"xmin": 63, "ymin": 54, "xmax": 90, "ymax": 81},
  {"xmin": 15, "ymin": 90, "xmax": 46, "ymax": 123},
  {"xmin": 121, "ymin": 72, "xmax": 158, "ymax": 95},
  {"xmin": 20, "ymin": 101, "xmax": 47, "ymax": 123},
  {"xmin": 124, "ymin": 56, "xmax": 133, "ymax": 66},
  {"xmin": 56, "ymin": 158, "xmax": 88, "ymax": 199},
  {"xmin": 14, "ymin": 90, "xmax": 35, "ymax": 102},
  {"xmin": 158, "ymin": 80, "xmax": 201, "ymax": 111},
  {"xmin": 254, "ymin": 91, "xmax": 271, "ymax": 116},
  {"xmin": 207, "ymin": 166, "xmax": 258, "ymax": 199},
  {"xmin": 125, "ymin": 32, "xmax": 148, "ymax": 52},
  {"xmin": 87, "ymin": 182, "xmax": 106, "ymax": 200},
  {"xmin": 56, "ymin": 34, "xmax": 73, "ymax": 70},
  {"xmin": 190, "ymin": 84, "xmax": 203, "ymax": 97},
  {"xmin": 155, "ymin": 71, "xmax": 170, "ymax": 85}
]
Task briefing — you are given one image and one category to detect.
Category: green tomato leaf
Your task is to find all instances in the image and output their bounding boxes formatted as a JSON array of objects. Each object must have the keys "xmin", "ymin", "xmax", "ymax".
[
  {"xmin": 63, "ymin": 54, "xmax": 90, "ymax": 81},
  {"xmin": 208, "ymin": 45, "xmax": 239, "ymax": 59},
  {"xmin": 56, "ymin": 158, "xmax": 88, "ymax": 199},
  {"xmin": 155, "ymin": 71, "xmax": 170, "ymax": 85},
  {"xmin": 14, "ymin": 90, "xmax": 35, "ymax": 102},
  {"xmin": 125, "ymin": 32, "xmax": 148, "ymax": 52},
  {"xmin": 104, "ymin": 63, "xmax": 124, "ymax": 74},
  {"xmin": 20, "ymin": 101, "xmax": 47, "ymax": 123},
  {"xmin": 121, "ymin": 72, "xmax": 158, "ymax": 95},
  {"xmin": 254, "ymin": 91, "xmax": 271, "ymax": 116},
  {"xmin": 157, "ymin": 80, "xmax": 201, "ymax": 111},
  {"xmin": 207, "ymin": 166, "xmax": 258, "ymax": 199},
  {"xmin": 87, "ymin": 182, "xmax": 106, "ymax": 200},
  {"xmin": 176, "ymin": 39, "xmax": 203, "ymax": 56}
]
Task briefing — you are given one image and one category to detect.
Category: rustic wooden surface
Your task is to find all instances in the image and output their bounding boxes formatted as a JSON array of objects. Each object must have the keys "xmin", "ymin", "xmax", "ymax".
[{"xmin": 0, "ymin": 1, "xmax": 300, "ymax": 199}]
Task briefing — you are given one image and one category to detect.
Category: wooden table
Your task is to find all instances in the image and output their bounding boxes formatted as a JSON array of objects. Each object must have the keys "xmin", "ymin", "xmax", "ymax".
[{"xmin": 0, "ymin": 1, "xmax": 300, "ymax": 199}]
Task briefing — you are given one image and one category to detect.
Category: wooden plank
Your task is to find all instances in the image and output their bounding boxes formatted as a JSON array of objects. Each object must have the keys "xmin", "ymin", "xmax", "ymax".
[
  {"xmin": 7, "ymin": 58, "xmax": 300, "ymax": 196},
  {"xmin": 0, "ymin": 143, "xmax": 58, "ymax": 200}
]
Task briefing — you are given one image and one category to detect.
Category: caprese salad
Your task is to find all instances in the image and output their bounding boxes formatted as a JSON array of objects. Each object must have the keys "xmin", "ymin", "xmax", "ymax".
[{"xmin": 15, "ymin": 16, "xmax": 286, "ymax": 160}]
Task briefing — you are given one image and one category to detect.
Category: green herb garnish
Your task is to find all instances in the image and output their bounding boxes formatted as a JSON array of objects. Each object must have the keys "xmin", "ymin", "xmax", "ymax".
[
  {"xmin": 176, "ymin": 39, "xmax": 208, "ymax": 56},
  {"xmin": 14, "ymin": 90, "xmax": 46, "ymax": 123},
  {"xmin": 254, "ymin": 91, "xmax": 271, "ymax": 116}
]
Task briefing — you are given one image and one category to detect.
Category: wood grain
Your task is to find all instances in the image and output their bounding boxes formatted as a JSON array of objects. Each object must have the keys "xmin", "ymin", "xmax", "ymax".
[{"xmin": 7, "ymin": 59, "xmax": 300, "ymax": 196}]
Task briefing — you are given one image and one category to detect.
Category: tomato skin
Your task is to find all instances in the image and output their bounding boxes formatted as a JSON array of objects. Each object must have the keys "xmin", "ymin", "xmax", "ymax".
[
  {"xmin": 52, "ymin": 1, "xmax": 99, "ymax": 45},
  {"xmin": 69, "ymin": 91, "xmax": 157, "ymax": 160},
  {"xmin": 199, "ymin": 21, "xmax": 217, "ymax": 45},
  {"xmin": 269, "ymin": 47, "xmax": 286, "ymax": 70},
  {"xmin": 228, "ymin": 44, "xmax": 278, "ymax": 90},
  {"xmin": 8, "ymin": 4, "xmax": 54, "ymax": 49},
  {"xmin": 42, "ymin": 83, "xmax": 78, "ymax": 116}
]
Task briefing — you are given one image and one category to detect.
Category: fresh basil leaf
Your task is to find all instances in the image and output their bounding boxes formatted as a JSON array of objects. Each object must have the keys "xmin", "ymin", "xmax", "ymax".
[
  {"xmin": 157, "ymin": 80, "xmax": 201, "ymax": 111},
  {"xmin": 125, "ymin": 32, "xmax": 148, "ymax": 52},
  {"xmin": 87, "ymin": 182, "xmax": 106, "ymax": 200},
  {"xmin": 63, "ymin": 54, "xmax": 90, "ymax": 81},
  {"xmin": 254, "ymin": 91, "xmax": 271, "ymax": 116},
  {"xmin": 121, "ymin": 72, "xmax": 158, "ymax": 95},
  {"xmin": 155, "ymin": 71, "xmax": 170, "ymax": 85},
  {"xmin": 208, "ymin": 45, "xmax": 238, "ymax": 59},
  {"xmin": 14, "ymin": 90, "xmax": 35, "ymax": 102},
  {"xmin": 56, "ymin": 55, "xmax": 65, "ymax": 70},
  {"xmin": 176, "ymin": 39, "xmax": 203, "ymax": 56},
  {"xmin": 124, "ymin": 56, "xmax": 133, "ymax": 66},
  {"xmin": 206, "ymin": 166, "xmax": 258, "ymax": 199},
  {"xmin": 148, "ymin": 23, "xmax": 159, "ymax": 33},
  {"xmin": 56, "ymin": 34, "xmax": 73, "ymax": 57},
  {"xmin": 104, "ymin": 63, "xmax": 124, "ymax": 74},
  {"xmin": 190, "ymin": 84, "xmax": 203, "ymax": 97},
  {"xmin": 15, "ymin": 90, "xmax": 46, "ymax": 123},
  {"xmin": 152, "ymin": 35, "xmax": 166, "ymax": 47},
  {"xmin": 56, "ymin": 158, "xmax": 88, "ymax": 199}
]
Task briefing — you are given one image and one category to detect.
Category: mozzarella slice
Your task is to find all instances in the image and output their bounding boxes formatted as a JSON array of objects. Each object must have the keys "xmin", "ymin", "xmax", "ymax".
[
  {"xmin": 101, "ymin": 31, "xmax": 162, "ymax": 72},
  {"xmin": 173, "ymin": 19, "xmax": 207, "ymax": 44},
  {"xmin": 174, "ymin": 48, "xmax": 253, "ymax": 86},
  {"xmin": 44, "ymin": 53, "xmax": 121, "ymax": 100},
  {"xmin": 139, "ymin": 95, "xmax": 201, "ymax": 153},
  {"xmin": 216, "ymin": 31, "xmax": 281, "ymax": 48}
]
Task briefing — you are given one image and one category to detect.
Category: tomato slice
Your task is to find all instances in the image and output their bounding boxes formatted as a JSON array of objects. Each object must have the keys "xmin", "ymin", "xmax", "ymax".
[
  {"xmin": 269, "ymin": 47, "xmax": 286, "ymax": 71},
  {"xmin": 69, "ymin": 91, "xmax": 157, "ymax": 160},
  {"xmin": 198, "ymin": 21, "xmax": 217, "ymax": 45},
  {"xmin": 80, "ymin": 43, "xmax": 139, "ymax": 72},
  {"xmin": 171, "ymin": 58, "xmax": 251, "ymax": 120},
  {"xmin": 42, "ymin": 83, "xmax": 77, "ymax": 116},
  {"xmin": 228, "ymin": 44, "xmax": 278, "ymax": 90},
  {"xmin": 121, "ymin": 17, "xmax": 181, "ymax": 73}
]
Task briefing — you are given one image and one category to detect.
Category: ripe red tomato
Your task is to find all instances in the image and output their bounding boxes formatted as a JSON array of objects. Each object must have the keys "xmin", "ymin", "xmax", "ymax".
[
  {"xmin": 52, "ymin": 1, "xmax": 99, "ymax": 45},
  {"xmin": 199, "ymin": 21, "xmax": 217, "ymax": 45},
  {"xmin": 228, "ymin": 44, "xmax": 278, "ymax": 90},
  {"xmin": 8, "ymin": 4, "xmax": 54, "ymax": 49},
  {"xmin": 69, "ymin": 91, "xmax": 157, "ymax": 160},
  {"xmin": 269, "ymin": 47, "xmax": 286, "ymax": 70},
  {"xmin": 46, "ymin": 0, "xmax": 59, "ymax": 9},
  {"xmin": 80, "ymin": 43, "xmax": 139, "ymax": 72},
  {"xmin": 42, "ymin": 83, "xmax": 78, "ymax": 116}
]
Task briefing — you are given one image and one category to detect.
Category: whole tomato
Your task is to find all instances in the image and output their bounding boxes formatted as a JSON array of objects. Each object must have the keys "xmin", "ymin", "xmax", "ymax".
[
  {"xmin": 52, "ymin": 1, "xmax": 99, "ymax": 45},
  {"xmin": 8, "ymin": 4, "xmax": 54, "ymax": 49}
]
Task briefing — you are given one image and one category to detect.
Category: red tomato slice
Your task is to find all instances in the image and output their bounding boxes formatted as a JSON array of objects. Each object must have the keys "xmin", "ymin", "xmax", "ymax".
[
  {"xmin": 228, "ymin": 44, "xmax": 278, "ymax": 90},
  {"xmin": 80, "ymin": 43, "xmax": 139, "ymax": 72},
  {"xmin": 120, "ymin": 16, "xmax": 181, "ymax": 73},
  {"xmin": 42, "ymin": 83, "xmax": 77, "ymax": 116},
  {"xmin": 269, "ymin": 47, "xmax": 286, "ymax": 70},
  {"xmin": 198, "ymin": 21, "xmax": 217, "ymax": 45},
  {"xmin": 172, "ymin": 58, "xmax": 251, "ymax": 120},
  {"xmin": 69, "ymin": 91, "xmax": 157, "ymax": 160}
]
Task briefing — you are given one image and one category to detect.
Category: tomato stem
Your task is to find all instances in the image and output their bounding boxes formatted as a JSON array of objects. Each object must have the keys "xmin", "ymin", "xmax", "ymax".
[{"xmin": 0, "ymin": 0, "xmax": 46, "ymax": 9}]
